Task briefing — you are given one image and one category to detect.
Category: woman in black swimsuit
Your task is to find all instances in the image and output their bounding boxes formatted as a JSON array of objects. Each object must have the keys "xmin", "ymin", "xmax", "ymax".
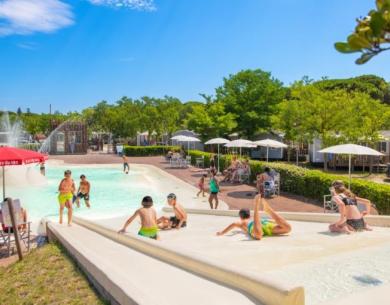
[{"xmin": 329, "ymin": 180, "xmax": 372, "ymax": 233}]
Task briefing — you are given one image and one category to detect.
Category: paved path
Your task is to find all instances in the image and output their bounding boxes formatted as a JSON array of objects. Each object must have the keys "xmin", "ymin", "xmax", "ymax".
[{"xmin": 50, "ymin": 153, "xmax": 323, "ymax": 212}]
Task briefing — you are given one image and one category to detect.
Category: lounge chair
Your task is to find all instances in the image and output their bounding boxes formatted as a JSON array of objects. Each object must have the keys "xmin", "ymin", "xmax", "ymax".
[
  {"xmin": 323, "ymin": 194, "xmax": 339, "ymax": 213},
  {"xmin": 238, "ymin": 167, "xmax": 251, "ymax": 184},
  {"xmin": 184, "ymin": 155, "xmax": 192, "ymax": 167},
  {"xmin": 0, "ymin": 199, "xmax": 32, "ymax": 257}
]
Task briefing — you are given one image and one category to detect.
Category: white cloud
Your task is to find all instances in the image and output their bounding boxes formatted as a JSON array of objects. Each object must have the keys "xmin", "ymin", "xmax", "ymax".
[
  {"xmin": 0, "ymin": 0, "xmax": 74, "ymax": 36},
  {"xmin": 88, "ymin": 0, "xmax": 156, "ymax": 11}
]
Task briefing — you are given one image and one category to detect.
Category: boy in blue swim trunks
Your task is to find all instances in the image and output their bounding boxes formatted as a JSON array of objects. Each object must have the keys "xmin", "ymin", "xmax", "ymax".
[{"xmin": 216, "ymin": 195, "xmax": 291, "ymax": 240}]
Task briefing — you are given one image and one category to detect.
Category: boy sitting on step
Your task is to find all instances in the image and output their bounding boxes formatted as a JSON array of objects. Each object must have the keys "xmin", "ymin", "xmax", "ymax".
[{"xmin": 118, "ymin": 196, "xmax": 159, "ymax": 240}]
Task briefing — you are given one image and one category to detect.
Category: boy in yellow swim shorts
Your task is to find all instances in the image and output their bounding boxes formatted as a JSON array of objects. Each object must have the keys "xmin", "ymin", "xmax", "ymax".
[
  {"xmin": 58, "ymin": 170, "xmax": 76, "ymax": 226},
  {"xmin": 118, "ymin": 196, "xmax": 159, "ymax": 240},
  {"xmin": 216, "ymin": 195, "xmax": 291, "ymax": 240}
]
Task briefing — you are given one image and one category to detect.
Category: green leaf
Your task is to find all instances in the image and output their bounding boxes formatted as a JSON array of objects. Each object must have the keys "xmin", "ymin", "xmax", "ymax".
[
  {"xmin": 347, "ymin": 34, "xmax": 371, "ymax": 49},
  {"xmin": 370, "ymin": 12, "xmax": 386, "ymax": 36},
  {"xmin": 376, "ymin": 0, "xmax": 390, "ymax": 11},
  {"xmin": 355, "ymin": 53, "xmax": 376, "ymax": 65},
  {"xmin": 334, "ymin": 42, "xmax": 360, "ymax": 53}
]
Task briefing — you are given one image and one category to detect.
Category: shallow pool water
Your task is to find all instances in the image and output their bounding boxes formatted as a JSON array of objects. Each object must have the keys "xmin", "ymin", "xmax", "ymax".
[
  {"xmin": 5, "ymin": 164, "xmax": 166, "ymax": 221},
  {"xmin": 264, "ymin": 241, "xmax": 390, "ymax": 305}
]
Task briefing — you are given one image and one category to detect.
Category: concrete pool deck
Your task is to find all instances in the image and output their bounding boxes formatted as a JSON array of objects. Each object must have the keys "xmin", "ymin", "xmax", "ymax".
[
  {"xmin": 73, "ymin": 212, "xmax": 390, "ymax": 305},
  {"xmin": 47, "ymin": 221, "xmax": 260, "ymax": 305},
  {"xmin": 93, "ymin": 213, "xmax": 390, "ymax": 273}
]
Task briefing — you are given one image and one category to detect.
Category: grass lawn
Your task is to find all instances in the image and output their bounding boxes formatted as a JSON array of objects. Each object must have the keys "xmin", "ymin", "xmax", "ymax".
[{"xmin": 0, "ymin": 243, "xmax": 107, "ymax": 305}]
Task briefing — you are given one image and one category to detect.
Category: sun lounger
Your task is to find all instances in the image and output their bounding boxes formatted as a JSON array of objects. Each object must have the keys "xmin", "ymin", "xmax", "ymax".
[{"xmin": 0, "ymin": 199, "xmax": 32, "ymax": 256}]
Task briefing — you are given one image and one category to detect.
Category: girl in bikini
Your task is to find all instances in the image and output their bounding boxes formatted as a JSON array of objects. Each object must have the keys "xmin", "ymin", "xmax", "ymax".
[
  {"xmin": 329, "ymin": 180, "xmax": 372, "ymax": 233},
  {"xmin": 216, "ymin": 195, "xmax": 291, "ymax": 240}
]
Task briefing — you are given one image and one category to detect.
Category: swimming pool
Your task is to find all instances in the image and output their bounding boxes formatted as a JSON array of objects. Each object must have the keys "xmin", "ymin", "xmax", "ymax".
[{"xmin": 5, "ymin": 164, "xmax": 166, "ymax": 222}]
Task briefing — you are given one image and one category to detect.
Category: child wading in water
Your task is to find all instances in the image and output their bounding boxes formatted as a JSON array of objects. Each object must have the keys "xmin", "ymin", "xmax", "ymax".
[
  {"xmin": 216, "ymin": 195, "xmax": 291, "ymax": 240},
  {"xmin": 118, "ymin": 196, "xmax": 159, "ymax": 240},
  {"xmin": 57, "ymin": 170, "xmax": 76, "ymax": 226},
  {"xmin": 122, "ymin": 155, "xmax": 130, "ymax": 174},
  {"xmin": 197, "ymin": 174, "xmax": 207, "ymax": 197},
  {"xmin": 75, "ymin": 174, "xmax": 91, "ymax": 208},
  {"xmin": 209, "ymin": 171, "xmax": 220, "ymax": 209}
]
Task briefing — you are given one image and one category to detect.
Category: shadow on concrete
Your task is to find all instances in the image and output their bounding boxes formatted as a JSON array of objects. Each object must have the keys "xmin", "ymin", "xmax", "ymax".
[{"xmin": 226, "ymin": 191, "xmax": 256, "ymax": 199}]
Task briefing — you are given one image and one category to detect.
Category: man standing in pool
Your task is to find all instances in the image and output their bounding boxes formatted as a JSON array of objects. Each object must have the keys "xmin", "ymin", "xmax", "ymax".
[
  {"xmin": 216, "ymin": 195, "xmax": 291, "ymax": 240},
  {"xmin": 57, "ymin": 170, "xmax": 76, "ymax": 226},
  {"xmin": 75, "ymin": 174, "xmax": 91, "ymax": 208},
  {"xmin": 122, "ymin": 155, "xmax": 130, "ymax": 174}
]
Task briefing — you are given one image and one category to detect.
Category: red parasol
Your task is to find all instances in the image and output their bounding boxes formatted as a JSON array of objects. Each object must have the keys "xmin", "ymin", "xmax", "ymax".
[{"xmin": 0, "ymin": 146, "xmax": 48, "ymax": 199}]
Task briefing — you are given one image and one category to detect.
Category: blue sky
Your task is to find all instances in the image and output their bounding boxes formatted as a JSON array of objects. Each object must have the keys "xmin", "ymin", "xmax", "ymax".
[{"xmin": 0, "ymin": 0, "xmax": 388, "ymax": 113}]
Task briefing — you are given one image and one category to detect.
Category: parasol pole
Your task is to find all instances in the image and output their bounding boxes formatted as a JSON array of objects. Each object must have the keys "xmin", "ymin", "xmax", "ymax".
[
  {"xmin": 2, "ymin": 165, "xmax": 5, "ymax": 200},
  {"xmin": 6, "ymin": 197, "xmax": 23, "ymax": 261},
  {"xmin": 266, "ymin": 146, "xmax": 269, "ymax": 162},
  {"xmin": 217, "ymin": 144, "xmax": 220, "ymax": 174},
  {"xmin": 348, "ymin": 154, "xmax": 352, "ymax": 189}
]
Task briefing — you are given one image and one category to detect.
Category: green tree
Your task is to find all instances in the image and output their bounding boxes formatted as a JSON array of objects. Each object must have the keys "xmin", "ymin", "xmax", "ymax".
[
  {"xmin": 215, "ymin": 69, "xmax": 285, "ymax": 139},
  {"xmin": 340, "ymin": 92, "xmax": 390, "ymax": 145},
  {"xmin": 335, "ymin": 0, "xmax": 390, "ymax": 64},
  {"xmin": 273, "ymin": 97, "xmax": 309, "ymax": 163},
  {"xmin": 184, "ymin": 101, "xmax": 237, "ymax": 140},
  {"xmin": 285, "ymin": 83, "xmax": 348, "ymax": 169},
  {"xmin": 155, "ymin": 96, "xmax": 182, "ymax": 141},
  {"xmin": 314, "ymin": 75, "xmax": 390, "ymax": 104}
]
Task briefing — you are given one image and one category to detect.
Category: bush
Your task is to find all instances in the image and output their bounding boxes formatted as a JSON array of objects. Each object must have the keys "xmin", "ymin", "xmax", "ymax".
[
  {"xmin": 19, "ymin": 143, "xmax": 41, "ymax": 151},
  {"xmin": 123, "ymin": 145, "xmax": 180, "ymax": 156},
  {"xmin": 188, "ymin": 150, "xmax": 390, "ymax": 215}
]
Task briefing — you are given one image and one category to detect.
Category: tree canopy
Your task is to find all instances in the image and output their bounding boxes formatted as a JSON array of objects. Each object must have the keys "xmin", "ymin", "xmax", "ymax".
[
  {"xmin": 314, "ymin": 75, "xmax": 390, "ymax": 104},
  {"xmin": 215, "ymin": 69, "xmax": 286, "ymax": 139},
  {"xmin": 4, "ymin": 70, "xmax": 389, "ymax": 149}
]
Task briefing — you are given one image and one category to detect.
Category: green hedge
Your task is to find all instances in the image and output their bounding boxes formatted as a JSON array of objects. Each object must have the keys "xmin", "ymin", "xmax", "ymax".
[
  {"xmin": 19, "ymin": 143, "xmax": 41, "ymax": 151},
  {"xmin": 123, "ymin": 145, "xmax": 180, "ymax": 156},
  {"xmin": 188, "ymin": 150, "xmax": 390, "ymax": 215}
]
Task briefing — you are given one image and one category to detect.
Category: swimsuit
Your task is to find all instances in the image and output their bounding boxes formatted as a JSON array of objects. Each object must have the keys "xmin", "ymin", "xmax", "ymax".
[
  {"xmin": 346, "ymin": 218, "xmax": 365, "ymax": 231},
  {"xmin": 58, "ymin": 193, "xmax": 73, "ymax": 205},
  {"xmin": 169, "ymin": 216, "xmax": 187, "ymax": 228},
  {"xmin": 247, "ymin": 219, "xmax": 276, "ymax": 237},
  {"xmin": 340, "ymin": 196, "xmax": 357, "ymax": 206},
  {"xmin": 340, "ymin": 195, "xmax": 365, "ymax": 231},
  {"xmin": 76, "ymin": 192, "xmax": 90, "ymax": 201},
  {"xmin": 210, "ymin": 178, "xmax": 219, "ymax": 194},
  {"xmin": 138, "ymin": 226, "xmax": 158, "ymax": 239}
]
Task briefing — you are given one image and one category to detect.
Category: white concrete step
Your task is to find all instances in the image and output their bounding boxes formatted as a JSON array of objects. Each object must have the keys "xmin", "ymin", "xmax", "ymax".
[{"xmin": 48, "ymin": 222, "xmax": 258, "ymax": 305}]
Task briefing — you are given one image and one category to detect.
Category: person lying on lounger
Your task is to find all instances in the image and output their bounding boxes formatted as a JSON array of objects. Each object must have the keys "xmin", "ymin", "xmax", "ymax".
[
  {"xmin": 157, "ymin": 193, "xmax": 187, "ymax": 230},
  {"xmin": 118, "ymin": 196, "xmax": 159, "ymax": 240},
  {"xmin": 329, "ymin": 180, "xmax": 372, "ymax": 234},
  {"xmin": 216, "ymin": 195, "xmax": 291, "ymax": 240}
]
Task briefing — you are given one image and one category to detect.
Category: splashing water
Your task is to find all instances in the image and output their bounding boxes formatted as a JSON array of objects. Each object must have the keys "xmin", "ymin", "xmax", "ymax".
[
  {"xmin": 0, "ymin": 112, "xmax": 47, "ymax": 188},
  {"xmin": 39, "ymin": 120, "xmax": 68, "ymax": 154},
  {"xmin": 0, "ymin": 112, "xmax": 23, "ymax": 147}
]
